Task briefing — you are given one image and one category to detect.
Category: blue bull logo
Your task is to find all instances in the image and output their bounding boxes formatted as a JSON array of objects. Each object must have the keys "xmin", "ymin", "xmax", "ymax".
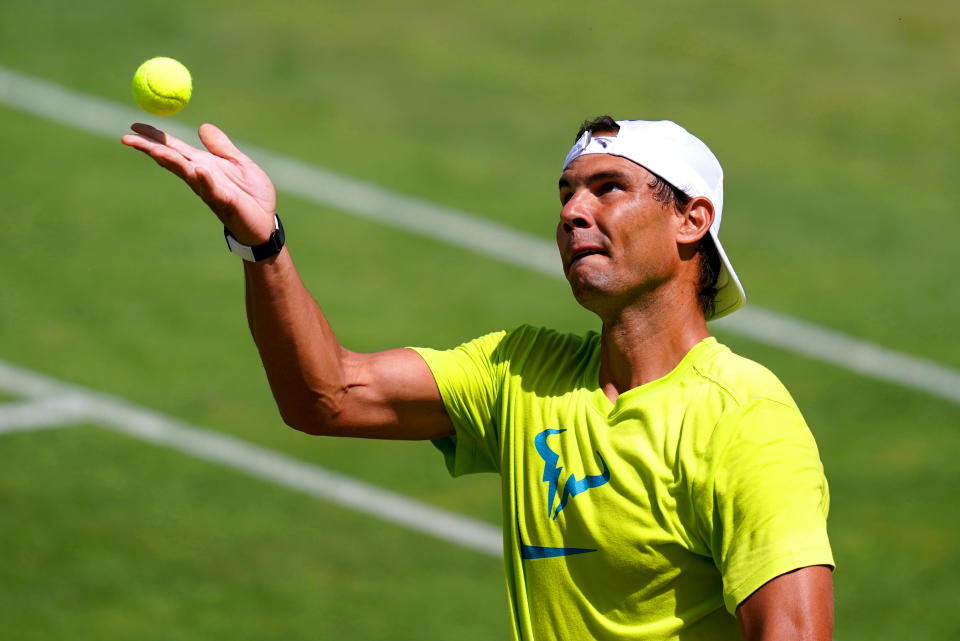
[{"xmin": 534, "ymin": 428, "xmax": 611, "ymax": 519}]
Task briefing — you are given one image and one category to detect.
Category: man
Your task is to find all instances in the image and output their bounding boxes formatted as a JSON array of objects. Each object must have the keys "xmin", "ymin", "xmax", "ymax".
[{"xmin": 122, "ymin": 116, "xmax": 834, "ymax": 640}]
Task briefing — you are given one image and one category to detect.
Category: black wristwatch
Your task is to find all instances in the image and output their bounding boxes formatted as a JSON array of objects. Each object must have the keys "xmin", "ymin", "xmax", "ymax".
[{"xmin": 224, "ymin": 215, "xmax": 285, "ymax": 262}]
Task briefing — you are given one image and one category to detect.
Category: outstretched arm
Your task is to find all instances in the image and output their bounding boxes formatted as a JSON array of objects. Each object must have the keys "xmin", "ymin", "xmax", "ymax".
[
  {"xmin": 736, "ymin": 565, "xmax": 834, "ymax": 641},
  {"xmin": 121, "ymin": 123, "xmax": 453, "ymax": 440}
]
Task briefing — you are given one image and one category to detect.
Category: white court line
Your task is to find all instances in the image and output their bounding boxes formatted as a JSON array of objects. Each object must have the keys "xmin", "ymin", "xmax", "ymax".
[
  {"xmin": 0, "ymin": 359, "xmax": 503, "ymax": 557},
  {"xmin": 0, "ymin": 64, "xmax": 957, "ymax": 406},
  {"xmin": 0, "ymin": 396, "xmax": 97, "ymax": 434},
  {"xmin": 714, "ymin": 308, "xmax": 960, "ymax": 403}
]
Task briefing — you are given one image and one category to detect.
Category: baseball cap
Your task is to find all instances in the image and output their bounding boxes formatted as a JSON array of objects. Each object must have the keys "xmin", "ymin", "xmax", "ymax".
[{"xmin": 562, "ymin": 119, "xmax": 746, "ymax": 320}]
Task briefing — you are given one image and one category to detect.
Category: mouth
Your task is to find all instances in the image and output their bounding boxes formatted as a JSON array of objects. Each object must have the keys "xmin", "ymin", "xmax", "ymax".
[
  {"xmin": 566, "ymin": 248, "xmax": 608, "ymax": 271},
  {"xmin": 572, "ymin": 249, "xmax": 604, "ymax": 261}
]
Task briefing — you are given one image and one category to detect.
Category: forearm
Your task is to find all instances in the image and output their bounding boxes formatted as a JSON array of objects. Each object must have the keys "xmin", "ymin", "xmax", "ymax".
[
  {"xmin": 243, "ymin": 247, "xmax": 348, "ymax": 432},
  {"xmin": 121, "ymin": 124, "xmax": 448, "ymax": 438}
]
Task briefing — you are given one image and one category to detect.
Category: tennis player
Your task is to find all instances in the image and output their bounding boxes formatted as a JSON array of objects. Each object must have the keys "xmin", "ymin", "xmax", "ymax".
[{"xmin": 122, "ymin": 116, "xmax": 834, "ymax": 641}]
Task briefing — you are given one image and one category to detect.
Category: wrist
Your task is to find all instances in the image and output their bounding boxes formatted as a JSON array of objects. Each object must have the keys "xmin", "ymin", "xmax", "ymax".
[{"xmin": 225, "ymin": 215, "xmax": 285, "ymax": 262}]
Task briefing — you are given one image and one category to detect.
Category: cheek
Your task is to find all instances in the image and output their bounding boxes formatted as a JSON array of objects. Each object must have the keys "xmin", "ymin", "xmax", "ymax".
[{"xmin": 616, "ymin": 210, "xmax": 679, "ymax": 270}]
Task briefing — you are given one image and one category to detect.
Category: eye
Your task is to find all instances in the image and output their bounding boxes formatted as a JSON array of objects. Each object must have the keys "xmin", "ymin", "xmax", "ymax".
[
  {"xmin": 559, "ymin": 190, "xmax": 573, "ymax": 205},
  {"xmin": 598, "ymin": 181, "xmax": 623, "ymax": 195}
]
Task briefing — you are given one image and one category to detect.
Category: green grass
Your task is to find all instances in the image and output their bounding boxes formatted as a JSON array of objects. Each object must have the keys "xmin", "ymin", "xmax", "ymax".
[
  {"xmin": 0, "ymin": 0, "xmax": 958, "ymax": 639},
  {"xmin": 0, "ymin": 426, "xmax": 506, "ymax": 641},
  {"xmin": 3, "ymin": 0, "xmax": 956, "ymax": 365}
]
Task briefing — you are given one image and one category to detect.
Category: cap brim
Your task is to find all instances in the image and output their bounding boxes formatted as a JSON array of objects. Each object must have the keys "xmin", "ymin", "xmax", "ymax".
[{"xmin": 706, "ymin": 228, "xmax": 745, "ymax": 321}]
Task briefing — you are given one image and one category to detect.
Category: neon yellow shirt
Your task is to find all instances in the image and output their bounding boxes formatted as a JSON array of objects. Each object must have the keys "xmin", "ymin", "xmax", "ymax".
[{"xmin": 413, "ymin": 326, "xmax": 833, "ymax": 641}]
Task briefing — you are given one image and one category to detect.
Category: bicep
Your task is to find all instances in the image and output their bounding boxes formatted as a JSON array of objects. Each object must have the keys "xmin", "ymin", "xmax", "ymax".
[
  {"xmin": 331, "ymin": 347, "xmax": 454, "ymax": 440},
  {"xmin": 736, "ymin": 565, "xmax": 834, "ymax": 641}
]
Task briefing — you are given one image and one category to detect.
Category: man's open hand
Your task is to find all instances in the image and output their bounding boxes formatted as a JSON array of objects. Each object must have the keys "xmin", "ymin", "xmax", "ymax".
[{"xmin": 121, "ymin": 123, "xmax": 277, "ymax": 245}]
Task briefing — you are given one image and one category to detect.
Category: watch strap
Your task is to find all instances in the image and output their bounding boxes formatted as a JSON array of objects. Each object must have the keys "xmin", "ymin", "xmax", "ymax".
[{"xmin": 224, "ymin": 215, "xmax": 285, "ymax": 262}]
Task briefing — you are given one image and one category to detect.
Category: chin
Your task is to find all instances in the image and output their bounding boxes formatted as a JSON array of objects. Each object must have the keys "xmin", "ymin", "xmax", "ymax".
[{"xmin": 567, "ymin": 273, "xmax": 615, "ymax": 310}]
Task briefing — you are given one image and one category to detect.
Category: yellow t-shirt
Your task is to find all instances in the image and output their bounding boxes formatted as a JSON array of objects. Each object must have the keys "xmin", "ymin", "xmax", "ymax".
[{"xmin": 413, "ymin": 326, "xmax": 833, "ymax": 641}]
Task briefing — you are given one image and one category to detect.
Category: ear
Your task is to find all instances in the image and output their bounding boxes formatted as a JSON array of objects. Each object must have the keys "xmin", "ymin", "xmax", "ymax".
[{"xmin": 676, "ymin": 197, "xmax": 714, "ymax": 247}]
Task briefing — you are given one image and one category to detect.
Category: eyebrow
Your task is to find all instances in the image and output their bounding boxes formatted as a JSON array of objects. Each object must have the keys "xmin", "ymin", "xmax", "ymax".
[{"xmin": 558, "ymin": 169, "xmax": 633, "ymax": 192}]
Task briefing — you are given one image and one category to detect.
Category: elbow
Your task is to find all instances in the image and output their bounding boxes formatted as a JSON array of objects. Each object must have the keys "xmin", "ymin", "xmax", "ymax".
[
  {"xmin": 275, "ymin": 388, "xmax": 350, "ymax": 437},
  {"xmin": 279, "ymin": 409, "xmax": 327, "ymax": 436}
]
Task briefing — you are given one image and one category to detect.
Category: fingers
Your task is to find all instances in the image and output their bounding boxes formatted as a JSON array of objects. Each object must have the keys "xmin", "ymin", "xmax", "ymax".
[
  {"xmin": 129, "ymin": 122, "xmax": 203, "ymax": 161},
  {"xmin": 129, "ymin": 122, "xmax": 165, "ymax": 142},
  {"xmin": 121, "ymin": 124, "xmax": 194, "ymax": 168},
  {"xmin": 122, "ymin": 123, "xmax": 223, "ymax": 185},
  {"xmin": 198, "ymin": 123, "xmax": 247, "ymax": 163},
  {"xmin": 120, "ymin": 132, "xmax": 155, "ymax": 153},
  {"xmin": 122, "ymin": 122, "xmax": 246, "ymax": 167},
  {"xmin": 120, "ymin": 122, "xmax": 272, "ymax": 231},
  {"xmin": 121, "ymin": 132, "xmax": 193, "ymax": 180}
]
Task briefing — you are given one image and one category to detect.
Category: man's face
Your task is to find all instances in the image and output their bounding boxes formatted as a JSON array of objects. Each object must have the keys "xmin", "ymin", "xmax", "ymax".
[{"xmin": 556, "ymin": 151, "xmax": 683, "ymax": 314}]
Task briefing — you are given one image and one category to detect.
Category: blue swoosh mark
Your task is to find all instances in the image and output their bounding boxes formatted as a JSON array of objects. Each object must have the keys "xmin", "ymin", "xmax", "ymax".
[{"xmin": 521, "ymin": 545, "xmax": 597, "ymax": 559}]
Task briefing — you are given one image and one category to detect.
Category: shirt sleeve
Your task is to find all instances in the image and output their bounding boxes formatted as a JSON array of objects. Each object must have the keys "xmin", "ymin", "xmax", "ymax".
[
  {"xmin": 410, "ymin": 330, "xmax": 507, "ymax": 477},
  {"xmin": 707, "ymin": 398, "xmax": 834, "ymax": 613}
]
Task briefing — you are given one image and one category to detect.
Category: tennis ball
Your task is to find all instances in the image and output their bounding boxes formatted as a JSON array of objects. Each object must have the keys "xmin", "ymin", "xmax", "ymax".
[{"xmin": 132, "ymin": 57, "xmax": 192, "ymax": 116}]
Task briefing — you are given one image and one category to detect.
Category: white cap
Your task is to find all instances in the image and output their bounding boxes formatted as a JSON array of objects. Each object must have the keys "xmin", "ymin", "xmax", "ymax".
[{"xmin": 563, "ymin": 119, "xmax": 746, "ymax": 320}]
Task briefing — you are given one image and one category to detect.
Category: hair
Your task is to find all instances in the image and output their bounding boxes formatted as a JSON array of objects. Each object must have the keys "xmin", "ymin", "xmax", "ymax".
[{"xmin": 574, "ymin": 115, "xmax": 720, "ymax": 317}]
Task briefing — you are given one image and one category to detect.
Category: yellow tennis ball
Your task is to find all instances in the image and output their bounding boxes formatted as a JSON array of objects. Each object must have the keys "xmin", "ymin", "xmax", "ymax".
[{"xmin": 132, "ymin": 57, "xmax": 192, "ymax": 116}]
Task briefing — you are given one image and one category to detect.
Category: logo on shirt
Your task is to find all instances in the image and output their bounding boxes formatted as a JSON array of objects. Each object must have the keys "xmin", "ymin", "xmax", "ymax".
[{"xmin": 534, "ymin": 428, "xmax": 610, "ymax": 520}]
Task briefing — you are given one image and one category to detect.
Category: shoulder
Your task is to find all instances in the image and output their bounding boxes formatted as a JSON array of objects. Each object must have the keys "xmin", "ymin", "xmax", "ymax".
[
  {"xmin": 691, "ymin": 340, "xmax": 800, "ymax": 411},
  {"xmin": 482, "ymin": 325, "xmax": 602, "ymax": 397},
  {"xmin": 679, "ymin": 341, "xmax": 816, "ymax": 465},
  {"xmin": 412, "ymin": 325, "xmax": 598, "ymax": 383},
  {"xmin": 498, "ymin": 325, "xmax": 599, "ymax": 363},
  {"xmin": 488, "ymin": 326, "xmax": 601, "ymax": 392}
]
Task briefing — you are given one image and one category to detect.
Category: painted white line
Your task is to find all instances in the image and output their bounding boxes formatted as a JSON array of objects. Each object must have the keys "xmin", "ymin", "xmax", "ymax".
[
  {"xmin": 714, "ymin": 308, "xmax": 960, "ymax": 404},
  {"xmin": 0, "ymin": 359, "xmax": 502, "ymax": 557},
  {"xmin": 90, "ymin": 399, "xmax": 504, "ymax": 556},
  {"xmin": 0, "ymin": 63, "xmax": 957, "ymax": 406},
  {"xmin": 0, "ymin": 396, "xmax": 97, "ymax": 434},
  {"xmin": 248, "ymin": 146, "xmax": 560, "ymax": 278}
]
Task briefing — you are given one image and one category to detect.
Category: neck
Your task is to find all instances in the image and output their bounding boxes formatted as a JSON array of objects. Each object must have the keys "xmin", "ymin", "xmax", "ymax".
[{"xmin": 597, "ymin": 285, "xmax": 710, "ymax": 402}]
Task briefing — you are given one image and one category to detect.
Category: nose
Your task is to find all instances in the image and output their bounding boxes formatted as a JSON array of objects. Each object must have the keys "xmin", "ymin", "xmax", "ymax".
[{"xmin": 559, "ymin": 191, "xmax": 594, "ymax": 234}]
